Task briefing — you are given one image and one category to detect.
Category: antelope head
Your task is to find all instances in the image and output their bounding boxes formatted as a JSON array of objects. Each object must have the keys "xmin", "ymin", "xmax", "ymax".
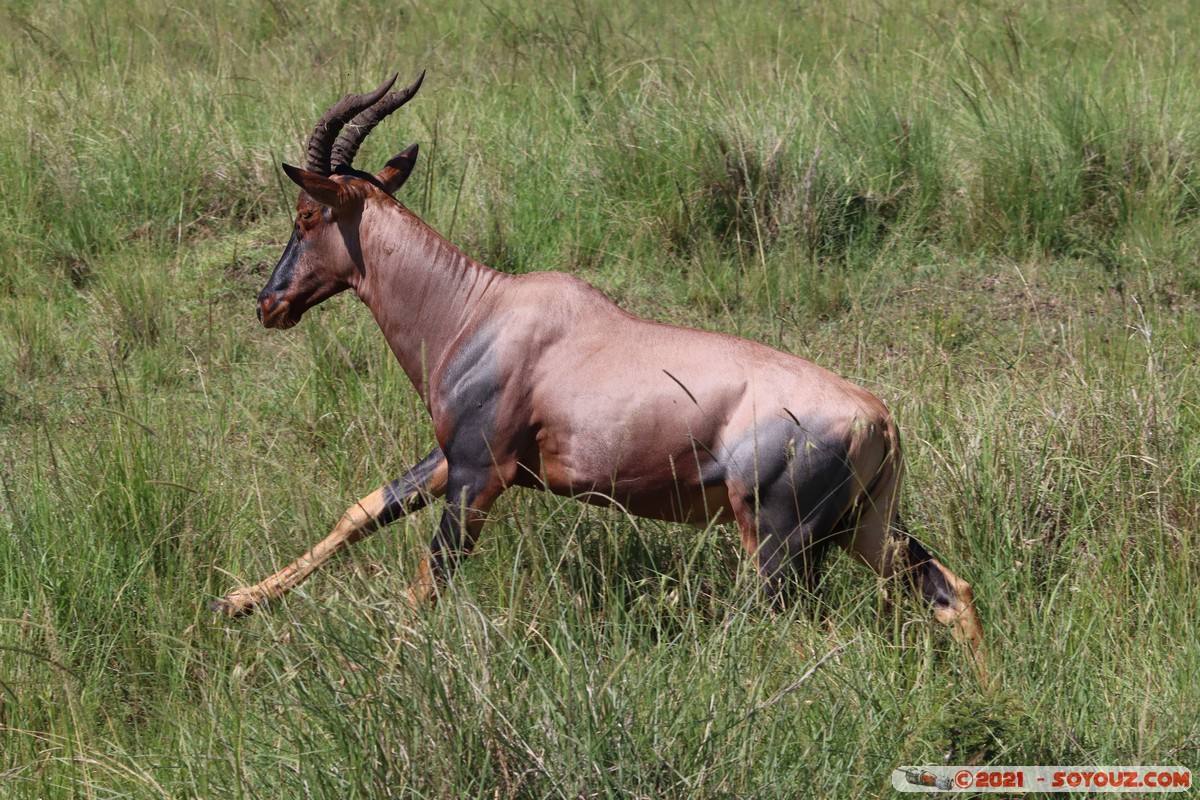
[{"xmin": 257, "ymin": 72, "xmax": 425, "ymax": 329}]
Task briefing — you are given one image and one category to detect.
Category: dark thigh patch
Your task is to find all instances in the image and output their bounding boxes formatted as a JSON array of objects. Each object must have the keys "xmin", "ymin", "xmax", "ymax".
[{"xmin": 721, "ymin": 417, "xmax": 854, "ymax": 537}]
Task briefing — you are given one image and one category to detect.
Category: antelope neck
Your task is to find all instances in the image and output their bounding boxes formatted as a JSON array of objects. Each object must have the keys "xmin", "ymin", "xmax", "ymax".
[{"xmin": 350, "ymin": 200, "xmax": 505, "ymax": 402}]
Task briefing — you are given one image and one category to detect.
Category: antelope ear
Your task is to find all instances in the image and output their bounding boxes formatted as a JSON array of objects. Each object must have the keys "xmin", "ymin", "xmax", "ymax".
[
  {"xmin": 376, "ymin": 144, "xmax": 418, "ymax": 195},
  {"xmin": 281, "ymin": 162, "xmax": 352, "ymax": 209}
]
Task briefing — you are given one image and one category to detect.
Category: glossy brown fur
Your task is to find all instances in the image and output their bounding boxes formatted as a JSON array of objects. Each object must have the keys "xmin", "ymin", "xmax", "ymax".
[{"xmin": 215, "ymin": 75, "xmax": 987, "ymax": 684}]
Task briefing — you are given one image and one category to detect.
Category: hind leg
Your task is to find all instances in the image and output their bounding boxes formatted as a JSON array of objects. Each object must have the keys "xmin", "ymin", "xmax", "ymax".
[
  {"xmin": 727, "ymin": 478, "xmax": 837, "ymax": 611},
  {"xmin": 837, "ymin": 491, "xmax": 988, "ymax": 684}
]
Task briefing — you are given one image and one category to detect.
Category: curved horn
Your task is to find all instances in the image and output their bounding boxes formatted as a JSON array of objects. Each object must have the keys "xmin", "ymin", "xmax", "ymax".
[
  {"xmin": 330, "ymin": 70, "xmax": 426, "ymax": 173},
  {"xmin": 305, "ymin": 74, "xmax": 398, "ymax": 175}
]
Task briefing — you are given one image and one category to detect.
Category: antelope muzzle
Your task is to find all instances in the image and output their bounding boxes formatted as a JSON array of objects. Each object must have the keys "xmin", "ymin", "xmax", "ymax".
[{"xmin": 256, "ymin": 291, "xmax": 296, "ymax": 329}]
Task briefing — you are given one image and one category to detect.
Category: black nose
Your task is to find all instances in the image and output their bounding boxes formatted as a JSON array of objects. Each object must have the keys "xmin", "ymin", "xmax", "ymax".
[{"xmin": 256, "ymin": 304, "xmax": 263, "ymax": 322}]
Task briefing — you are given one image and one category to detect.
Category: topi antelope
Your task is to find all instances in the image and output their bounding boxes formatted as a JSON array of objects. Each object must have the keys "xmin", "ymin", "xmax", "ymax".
[{"xmin": 213, "ymin": 71, "xmax": 986, "ymax": 680}]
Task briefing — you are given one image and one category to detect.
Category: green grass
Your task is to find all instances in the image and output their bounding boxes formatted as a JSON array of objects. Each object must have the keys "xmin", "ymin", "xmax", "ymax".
[{"xmin": 2, "ymin": 0, "xmax": 1199, "ymax": 796}]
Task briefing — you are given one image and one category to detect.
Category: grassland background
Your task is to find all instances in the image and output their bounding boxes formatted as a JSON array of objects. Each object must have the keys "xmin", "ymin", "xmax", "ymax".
[{"xmin": 1, "ymin": 0, "xmax": 1198, "ymax": 797}]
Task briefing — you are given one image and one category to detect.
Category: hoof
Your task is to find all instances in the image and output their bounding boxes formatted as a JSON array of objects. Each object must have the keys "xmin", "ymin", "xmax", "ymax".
[{"xmin": 210, "ymin": 594, "xmax": 264, "ymax": 618}]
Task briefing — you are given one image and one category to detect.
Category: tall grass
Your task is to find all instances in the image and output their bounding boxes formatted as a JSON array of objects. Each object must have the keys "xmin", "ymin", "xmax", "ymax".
[{"xmin": 1, "ymin": 0, "xmax": 1198, "ymax": 796}]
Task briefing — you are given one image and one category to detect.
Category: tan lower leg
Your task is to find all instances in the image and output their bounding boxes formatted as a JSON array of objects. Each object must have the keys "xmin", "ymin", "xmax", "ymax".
[
  {"xmin": 215, "ymin": 488, "xmax": 390, "ymax": 615},
  {"xmin": 404, "ymin": 559, "xmax": 438, "ymax": 609}
]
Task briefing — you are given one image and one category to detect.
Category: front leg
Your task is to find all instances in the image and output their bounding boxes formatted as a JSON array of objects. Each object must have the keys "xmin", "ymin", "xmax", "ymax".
[
  {"xmin": 405, "ymin": 461, "xmax": 507, "ymax": 609},
  {"xmin": 213, "ymin": 447, "xmax": 448, "ymax": 616}
]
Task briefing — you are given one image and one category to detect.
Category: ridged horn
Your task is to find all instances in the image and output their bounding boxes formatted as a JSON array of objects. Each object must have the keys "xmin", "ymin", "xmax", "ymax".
[
  {"xmin": 330, "ymin": 70, "xmax": 426, "ymax": 173},
  {"xmin": 305, "ymin": 74, "xmax": 398, "ymax": 175}
]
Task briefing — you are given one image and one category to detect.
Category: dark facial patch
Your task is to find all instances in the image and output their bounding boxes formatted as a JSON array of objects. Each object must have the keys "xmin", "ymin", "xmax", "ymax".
[
  {"xmin": 905, "ymin": 532, "xmax": 959, "ymax": 611},
  {"xmin": 260, "ymin": 228, "xmax": 304, "ymax": 300}
]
